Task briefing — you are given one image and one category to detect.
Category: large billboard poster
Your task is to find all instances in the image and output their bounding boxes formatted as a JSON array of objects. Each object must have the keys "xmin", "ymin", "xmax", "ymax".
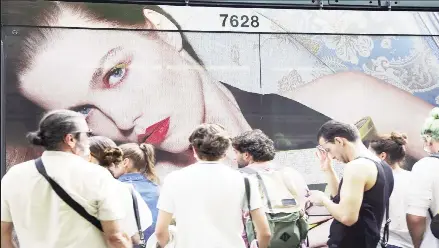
[
  {"xmin": 2, "ymin": 1, "xmax": 439, "ymax": 183},
  {"xmin": 1, "ymin": 1, "xmax": 438, "ymax": 246}
]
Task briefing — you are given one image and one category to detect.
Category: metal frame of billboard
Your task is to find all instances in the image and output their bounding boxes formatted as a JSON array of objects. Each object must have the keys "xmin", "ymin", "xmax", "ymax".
[
  {"xmin": 54, "ymin": 0, "xmax": 439, "ymax": 10},
  {"xmin": 1, "ymin": 40, "xmax": 5, "ymax": 179}
]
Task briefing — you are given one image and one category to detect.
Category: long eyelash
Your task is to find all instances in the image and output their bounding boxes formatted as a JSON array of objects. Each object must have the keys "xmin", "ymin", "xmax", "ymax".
[{"xmin": 70, "ymin": 105, "xmax": 94, "ymax": 116}]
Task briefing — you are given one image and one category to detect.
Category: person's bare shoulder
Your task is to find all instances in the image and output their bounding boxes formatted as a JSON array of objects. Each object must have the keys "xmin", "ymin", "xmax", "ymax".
[
  {"xmin": 344, "ymin": 158, "xmax": 377, "ymax": 184},
  {"xmin": 346, "ymin": 158, "xmax": 377, "ymax": 171}
]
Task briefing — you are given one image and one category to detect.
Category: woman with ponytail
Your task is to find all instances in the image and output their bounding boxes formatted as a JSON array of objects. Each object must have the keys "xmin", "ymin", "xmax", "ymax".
[
  {"xmin": 369, "ymin": 132, "xmax": 412, "ymax": 248},
  {"xmin": 117, "ymin": 143, "xmax": 160, "ymax": 243},
  {"xmin": 89, "ymin": 136, "xmax": 153, "ymax": 246}
]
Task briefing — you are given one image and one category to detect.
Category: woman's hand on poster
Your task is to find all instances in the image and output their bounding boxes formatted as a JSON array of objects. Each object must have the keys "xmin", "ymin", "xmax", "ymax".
[{"xmin": 315, "ymin": 149, "xmax": 332, "ymax": 173}]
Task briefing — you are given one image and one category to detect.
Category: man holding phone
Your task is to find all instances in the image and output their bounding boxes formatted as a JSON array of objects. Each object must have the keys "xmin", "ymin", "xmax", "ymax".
[{"xmin": 309, "ymin": 120, "xmax": 394, "ymax": 248}]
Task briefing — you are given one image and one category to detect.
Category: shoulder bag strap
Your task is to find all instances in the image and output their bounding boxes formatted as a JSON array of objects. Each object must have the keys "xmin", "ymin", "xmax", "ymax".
[
  {"xmin": 244, "ymin": 177, "xmax": 253, "ymax": 214},
  {"xmin": 428, "ymin": 209, "xmax": 434, "ymax": 219},
  {"xmin": 129, "ymin": 186, "xmax": 146, "ymax": 247},
  {"xmin": 254, "ymin": 172, "xmax": 273, "ymax": 211},
  {"xmin": 34, "ymin": 157, "xmax": 103, "ymax": 231},
  {"xmin": 356, "ymin": 156, "xmax": 390, "ymax": 247},
  {"xmin": 240, "ymin": 167, "xmax": 273, "ymax": 211},
  {"xmin": 244, "ymin": 176, "xmax": 256, "ymax": 247}
]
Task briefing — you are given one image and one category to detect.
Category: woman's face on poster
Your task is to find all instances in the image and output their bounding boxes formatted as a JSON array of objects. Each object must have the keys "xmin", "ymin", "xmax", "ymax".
[{"xmin": 18, "ymin": 9, "xmax": 205, "ymax": 154}]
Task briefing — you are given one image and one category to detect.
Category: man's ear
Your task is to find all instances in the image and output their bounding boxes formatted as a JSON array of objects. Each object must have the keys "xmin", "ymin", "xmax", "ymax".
[
  {"xmin": 334, "ymin": 137, "xmax": 345, "ymax": 146},
  {"xmin": 63, "ymin": 133, "xmax": 76, "ymax": 149},
  {"xmin": 244, "ymin": 152, "xmax": 252, "ymax": 162},
  {"xmin": 191, "ymin": 147, "xmax": 199, "ymax": 160},
  {"xmin": 143, "ymin": 8, "xmax": 183, "ymax": 51}
]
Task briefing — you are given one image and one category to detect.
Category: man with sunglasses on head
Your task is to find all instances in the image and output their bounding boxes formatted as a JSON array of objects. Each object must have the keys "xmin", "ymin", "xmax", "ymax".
[
  {"xmin": 1, "ymin": 109, "xmax": 132, "ymax": 248},
  {"xmin": 308, "ymin": 120, "xmax": 394, "ymax": 248}
]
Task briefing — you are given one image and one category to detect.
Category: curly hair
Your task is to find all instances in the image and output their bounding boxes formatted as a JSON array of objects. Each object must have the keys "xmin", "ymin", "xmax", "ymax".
[
  {"xmin": 232, "ymin": 129, "xmax": 275, "ymax": 162},
  {"xmin": 188, "ymin": 123, "xmax": 231, "ymax": 161},
  {"xmin": 89, "ymin": 136, "xmax": 123, "ymax": 167}
]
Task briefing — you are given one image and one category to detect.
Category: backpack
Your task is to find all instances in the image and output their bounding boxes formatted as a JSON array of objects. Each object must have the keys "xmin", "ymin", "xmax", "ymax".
[
  {"xmin": 428, "ymin": 155, "xmax": 439, "ymax": 239},
  {"xmin": 241, "ymin": 167, "xmax": 309, "ymax": 248}
]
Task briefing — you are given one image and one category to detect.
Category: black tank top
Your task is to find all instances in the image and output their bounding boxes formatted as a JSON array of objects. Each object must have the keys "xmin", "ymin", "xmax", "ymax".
[{"xmin": 327, "ymin": 157, "xmax": 394, "ymax": 248}]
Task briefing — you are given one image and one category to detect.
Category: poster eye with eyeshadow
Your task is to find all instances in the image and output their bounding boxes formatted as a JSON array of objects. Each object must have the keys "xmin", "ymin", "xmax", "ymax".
[{"xmin": 103, "ymin": 63, "xmax": 128, "ymax": 89}]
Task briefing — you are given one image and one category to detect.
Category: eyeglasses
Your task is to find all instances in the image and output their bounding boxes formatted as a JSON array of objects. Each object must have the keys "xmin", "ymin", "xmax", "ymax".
[{"xmin": 316, "ymin": 140, "xmax": 330, "ymax": 152}]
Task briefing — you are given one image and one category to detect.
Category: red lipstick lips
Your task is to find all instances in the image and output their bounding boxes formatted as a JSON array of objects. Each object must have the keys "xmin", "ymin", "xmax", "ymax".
[{"xmin": 138, "ymin": 117, "xmax": 170, "ymax": 145}]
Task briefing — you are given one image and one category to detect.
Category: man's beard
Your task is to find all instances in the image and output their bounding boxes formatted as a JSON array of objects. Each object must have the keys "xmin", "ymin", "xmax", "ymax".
[
  {"xmin": 75, "ymin": 142, "xmax": 90, "ymax": 158},
  {"xmin": 237, "ymin": 160, "xmax": 249, "ymax": 168}
]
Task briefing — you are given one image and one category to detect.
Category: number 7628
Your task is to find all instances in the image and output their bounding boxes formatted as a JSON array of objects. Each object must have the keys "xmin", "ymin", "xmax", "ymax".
[{"xmin": 220, "ymin": 14, "xmax": 260, "ymax": 28}]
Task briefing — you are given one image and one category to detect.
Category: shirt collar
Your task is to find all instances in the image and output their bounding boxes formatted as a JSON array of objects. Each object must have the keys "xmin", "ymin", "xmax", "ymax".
[
  {"xmin": 42, "ymin": 150, "xmax": 83, "ymax": 159},
  {"xmin": 118, "ymin": 173, "xmax": 145, "ymax": 181},
  {"xmin": 247, "ymin": 161, "xmax": 274, "ymax": 170},
  {"xmin": 194, "ymin": 160, "xmax": 224, "ymax": 165}
]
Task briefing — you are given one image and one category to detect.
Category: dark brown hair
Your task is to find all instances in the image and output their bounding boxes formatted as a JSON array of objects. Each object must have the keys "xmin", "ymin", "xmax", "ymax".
[
  {"xmin": 232, "ymin": 129, "xmax": 275, "ymax": 162},
  {"xmin": 89, "ymin": 136, "xmax": 123, "ymax": 167},
  {"xmin": 369, "ymin": 132, "xmax": 408, "ymax": 166},
  {"xmin": 119, "ymin": 143, "xmax": 159, "ymax": 184},
  {"xmin": 317, "ymin": 120, "xmax": 360, "ymax": 143},
  {"xmin": 188, "ymin": 123, "xmax": 231, "ymax": 161}
]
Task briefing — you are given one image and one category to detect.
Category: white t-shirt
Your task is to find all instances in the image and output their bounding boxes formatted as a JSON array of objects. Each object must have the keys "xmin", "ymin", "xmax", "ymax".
[
  {"xmin": 407, "ymin": 156, "xmax": 439, "ymax": 248},
  {"xmin": 1, "ymin": 151, "xmax": 126, "ymax": 248},
  {"xmin": 382, "ymin": 168, "xmax": 413, "ymax": 248},
  {"xmin": 118, "ymin": 182, "xmax": 153, "ymax": 237},
  {"xmin": 157, "ymin": 161, "xmax": 262, "ymax": 248}
]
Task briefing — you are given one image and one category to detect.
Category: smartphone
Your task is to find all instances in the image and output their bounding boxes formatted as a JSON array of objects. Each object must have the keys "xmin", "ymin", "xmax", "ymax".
[{"xmin": 281, "ymin": 198, "xmax": 297, "ymax": 206}]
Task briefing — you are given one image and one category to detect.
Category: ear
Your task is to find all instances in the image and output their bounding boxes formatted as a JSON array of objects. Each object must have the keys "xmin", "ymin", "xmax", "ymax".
[
  {"xmin": 143, "ymin": 8, "xmax": 183, "ymax": 52},
  {"xmin": 334, "ymin": 137, "xmax": 343, "ymax": 146},
  {"xmin": 191, "ymin": 147, "xmax": 199, "ymax": 159},
  {"xmin": 379, "ymin": 152, "xmax": 387, "ymax": 161},
  {"xmin": 121, "ymin": 158, "xmax": 130, "ymax": 168},
  {"xmin": 63, "ymin": 133, "xmax": 76, "ymax": 149},
  {"xmin": 87, "ymin": 154, "xmax": 94, "ymax": 163},
  {"xmin": 244, "ymin": 152, "xmax": 252, "ymax": 161}
]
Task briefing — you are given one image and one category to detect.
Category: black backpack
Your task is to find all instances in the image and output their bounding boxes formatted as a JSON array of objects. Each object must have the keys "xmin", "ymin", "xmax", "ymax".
[{"xmin": 428, "ymin": 155, "xmax": 439, "ymax": 239}]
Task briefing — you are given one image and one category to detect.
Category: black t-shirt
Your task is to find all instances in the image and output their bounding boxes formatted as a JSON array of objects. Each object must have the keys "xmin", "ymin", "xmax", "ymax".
[{"xmin": 222, "ymin": 83, "xmax": 331, "ymax": 151}]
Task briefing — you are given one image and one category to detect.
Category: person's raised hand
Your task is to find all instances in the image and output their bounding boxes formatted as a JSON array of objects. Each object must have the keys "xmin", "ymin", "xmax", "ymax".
[{"xmin": 315, "ymin": 148, "xmax": 332, "ymax": 173}]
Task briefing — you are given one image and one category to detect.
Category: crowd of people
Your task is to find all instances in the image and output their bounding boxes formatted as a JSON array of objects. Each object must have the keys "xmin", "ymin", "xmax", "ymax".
[{"xmin": 1, "ymin": 107, "xmax": 438, "ymax": 248}]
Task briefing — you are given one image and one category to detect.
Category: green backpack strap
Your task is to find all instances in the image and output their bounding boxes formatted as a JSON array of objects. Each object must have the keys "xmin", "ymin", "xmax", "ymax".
[{"xmin": 239, "ymin": 167, "xmax": 273, "ymax": 211}]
